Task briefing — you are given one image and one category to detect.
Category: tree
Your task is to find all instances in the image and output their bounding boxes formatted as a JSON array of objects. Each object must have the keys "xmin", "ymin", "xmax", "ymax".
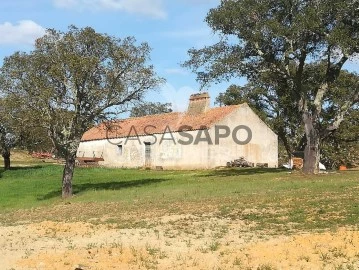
[
  {"xmin": 0, "ymin": 124, "xmax": 16, "ymax": 170},
  {"xmin": 130, "ymin": 102, "xmax": 172, "ymax": 117},
  {"xmin": 184, "ymin": 0, "xmax": 359, "ymax": 173},
  {"xmin": 1, "ymin": 26, "xmax": 163, "ymax": 197},
  {"xmin": 0, "ymin": 95, "xmax": 53, "ymax": 159},
  {"xmin": 216, "ymin": 68, "xmax": 359, "ymax": 166},
  {"xmin": 0, "ymin": 98, "xmax": 17, "ymax": 170},
  {"xmin": 16, "ymin": 124, "xmax": 53, "ymax": 154},
  {"xmin": 321, "ymin": 106, "xmax": 359, "ymax": 169}
]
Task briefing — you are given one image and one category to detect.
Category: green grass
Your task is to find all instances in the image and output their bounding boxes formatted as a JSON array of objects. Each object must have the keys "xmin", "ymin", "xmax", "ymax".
[{"xmin": 0, "ymin": 164, "xmax": 358, "ymax": 232}]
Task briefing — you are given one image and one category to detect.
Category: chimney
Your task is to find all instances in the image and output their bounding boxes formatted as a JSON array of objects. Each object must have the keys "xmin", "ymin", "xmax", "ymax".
[{"xmin": 187, "ymin": 92, "xmax": 210, "ymax": 115}]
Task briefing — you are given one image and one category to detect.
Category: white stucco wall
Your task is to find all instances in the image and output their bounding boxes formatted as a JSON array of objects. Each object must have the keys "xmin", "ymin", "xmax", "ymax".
[{"xmin": 77, "ymin": 104, "xmax": 278, "ymax": 169}]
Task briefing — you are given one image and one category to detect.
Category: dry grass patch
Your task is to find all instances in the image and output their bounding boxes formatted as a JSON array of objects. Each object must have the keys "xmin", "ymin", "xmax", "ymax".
[{"xmin": 1, "ymin": 218, "xmax": 358, "ymax": 270}]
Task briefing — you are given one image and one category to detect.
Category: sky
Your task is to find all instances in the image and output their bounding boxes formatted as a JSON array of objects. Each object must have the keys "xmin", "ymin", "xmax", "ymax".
[
  {"xmin": 0, "ymin": 0, "xmax": 357, "ymax": 112},
  {"xmin": 0, "ymin": 0, "xmax": 240, "ymax": 112}
]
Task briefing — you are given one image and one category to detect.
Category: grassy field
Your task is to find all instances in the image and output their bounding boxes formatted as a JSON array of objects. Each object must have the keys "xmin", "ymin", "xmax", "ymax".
[
  {"xmin": 1, "ymin": 155, "xmax": 359, "ymax": 269},
  {"xmin": 0, "ymin": 163, "xmax": 358, "ymax": 233}
]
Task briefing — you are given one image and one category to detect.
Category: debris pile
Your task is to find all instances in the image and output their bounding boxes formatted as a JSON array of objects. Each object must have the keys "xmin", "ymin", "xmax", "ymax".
[
  {"xmin": 31, "ymin": 152, "xmax": 53, "ymax": 159},
  {"xmin": 227, "ymin": 157, "xmax": 254, "ymax": 168},
  {"xmin": 256, "ymin": 162, "xmax": 269, "ymax": 168},
  {"xmin": 292, "ymin": 157, "xmax": 303, "ymax": 169}
]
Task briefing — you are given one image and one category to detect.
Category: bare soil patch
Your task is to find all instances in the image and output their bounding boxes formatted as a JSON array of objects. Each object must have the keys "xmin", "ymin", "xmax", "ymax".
[{"xmin": 1, "ymin": 214, "xmax": 359, "ymax": 270}]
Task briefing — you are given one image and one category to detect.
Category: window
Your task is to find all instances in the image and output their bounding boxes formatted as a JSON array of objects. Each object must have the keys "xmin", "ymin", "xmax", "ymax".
[{"xmin": 117, "ymin": 145, "xmax": 123, "ymax": 155}]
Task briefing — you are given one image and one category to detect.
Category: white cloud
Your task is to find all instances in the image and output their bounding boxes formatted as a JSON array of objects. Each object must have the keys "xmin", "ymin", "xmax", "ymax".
[
  {"xmin": 160, "ymin": 83, "xmax": 196, "ymax": 112},
  {"xmin": 0, "ymin": 20, "xmax": 45, "ymax": 45},
  {"xmin": 53, "ymin": 0, "xmax": 166, "ymax": 19}
]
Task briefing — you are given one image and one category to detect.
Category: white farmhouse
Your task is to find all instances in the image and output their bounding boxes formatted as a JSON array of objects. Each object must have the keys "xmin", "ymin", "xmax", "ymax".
[{"xmin": 77, "ymin": 93, "xmax": 278, "ymax": 169}]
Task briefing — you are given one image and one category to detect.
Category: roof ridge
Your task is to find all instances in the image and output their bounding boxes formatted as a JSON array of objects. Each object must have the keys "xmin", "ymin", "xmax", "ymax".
[
  {"xmin": 126, "ymin": 111, "xmax": 181, "ymax": 120},
  {"xmin": 211, "ymin": 104, "xmax": 241, "ymax": 109},
  {"xmin": 81, "ymin": 104, "xmax": 244, "ymax": 142},
  {"xmin": 113, "ymin": 104, "xmax": 242, "ymax": 123}
]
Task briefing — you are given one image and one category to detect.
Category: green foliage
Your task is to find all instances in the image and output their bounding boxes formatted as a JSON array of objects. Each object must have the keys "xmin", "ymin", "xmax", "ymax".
[
  {"xmin": 0, "ymin": 123, "xmax": 16, "ymax": 160},
  {"xmin": 0, "ymin": 96, "xmax": 52, "ymax": 153},
  {"xmin": 1, "ymin": 25, "xmax": 163, "ymax": 158},
  {"xmin": 322, "ymin": 109, "xmax": 359, "ymax": 168},
  {"xmin": 130, "ymin": 102, "xmax": 172, "ymax": 117},
  {"xmin": 215, "ymin": 71, "xmax": 359, "ymax": 167},
  {"xmin": 0, "ymin": 98, "xmax": 17, "ymax": 169},
  {"xmin": 0, "ymin": 25, "xmax": 164, "ymax": 196},
  {"xmin": 184, "ymin": 0, "xmax": 359, "ymax": 172}
]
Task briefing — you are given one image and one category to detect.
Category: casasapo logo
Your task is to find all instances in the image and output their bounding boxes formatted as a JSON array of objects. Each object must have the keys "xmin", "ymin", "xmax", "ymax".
[{"xmin": 106, "ymin": 123, "xmax": 252, "ymax": 146}]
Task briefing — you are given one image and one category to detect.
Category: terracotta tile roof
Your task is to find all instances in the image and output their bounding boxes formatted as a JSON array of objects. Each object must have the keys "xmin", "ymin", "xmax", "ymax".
[{"xmin": 81, "ymin": 105, "xmax": 241, "ymax": 142}]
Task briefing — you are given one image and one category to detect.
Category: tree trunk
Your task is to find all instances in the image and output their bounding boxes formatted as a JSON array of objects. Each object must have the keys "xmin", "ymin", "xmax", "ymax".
[
  {"xmin": 278, "ymin": 130, "xmax": 293, "ymax": 162},
  {"xmin": 303, "ymin": 112, "xmax": 320, "ymax": 174},
  {"xmin": 2, "ymin": 150, "xmax": 11, "ymax": 170},
  {"xmin": 62, "ymin": 156, "xmax": 76, "ymax": 198}
]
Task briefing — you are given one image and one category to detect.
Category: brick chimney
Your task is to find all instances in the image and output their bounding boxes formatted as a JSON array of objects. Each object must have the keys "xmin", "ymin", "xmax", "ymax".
[{"xmin": 187, "ymin": 92, "xmax": 210, "ymax": 115}]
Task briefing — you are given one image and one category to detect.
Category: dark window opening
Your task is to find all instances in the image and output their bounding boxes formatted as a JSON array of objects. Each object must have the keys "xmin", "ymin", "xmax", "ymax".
[{"xmin": 117, "ymin": 145, "xmax": 123, "ymax": 155}]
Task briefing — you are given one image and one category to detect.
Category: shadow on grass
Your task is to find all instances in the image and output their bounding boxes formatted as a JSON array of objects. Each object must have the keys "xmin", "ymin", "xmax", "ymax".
[
  {"xmin": 203, "ymin": 167, "xmax": 288, "ymax": 177},
  {"xmin": 38, "ymin": 178, "xmax": 168, "ymax": 200},
  {"xmin": 0, "ymin": 165, "xmax": 45, "ymax": 178},
  {"xmin": 5, "ymin": 165, "xmax": 44, "ymax": 171}
]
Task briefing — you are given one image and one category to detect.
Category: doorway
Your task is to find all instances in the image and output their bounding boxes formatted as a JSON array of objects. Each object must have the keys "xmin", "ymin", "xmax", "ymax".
[{"xmin": 144, "ymin": 142, "xmax": 151, "ymax": 168}]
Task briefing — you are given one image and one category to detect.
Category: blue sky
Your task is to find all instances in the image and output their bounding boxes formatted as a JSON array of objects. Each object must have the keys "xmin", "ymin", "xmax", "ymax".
[
  {"xmin": 0, "ymin": 0, "xmax": 357, "ymax": 112},
  {"xmin": 0, "ymin": 0, "xmax": 241, "ymax": 112}
]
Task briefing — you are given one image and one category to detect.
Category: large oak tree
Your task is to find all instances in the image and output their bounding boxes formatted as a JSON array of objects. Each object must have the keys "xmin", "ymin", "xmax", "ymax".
[
  {"xmin": 216, "ymin": 68, "xmax": 359, "ymax": 167},
  {"xmin": 130, "ymin": 102, "xmax": 172, "ymax": 117},
  {"xmin": 0, "ymin": 26, "xmax": 163, "ymax": 197},
  {"xmin": 184, "ymin": 0, "xmax": 359, "ymax": 173}
]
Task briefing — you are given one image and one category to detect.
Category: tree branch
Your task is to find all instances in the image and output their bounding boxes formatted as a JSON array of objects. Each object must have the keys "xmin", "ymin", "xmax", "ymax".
[{"xmin": 327, "ymin": 91, "xmax": 359, "ymax": 132}]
